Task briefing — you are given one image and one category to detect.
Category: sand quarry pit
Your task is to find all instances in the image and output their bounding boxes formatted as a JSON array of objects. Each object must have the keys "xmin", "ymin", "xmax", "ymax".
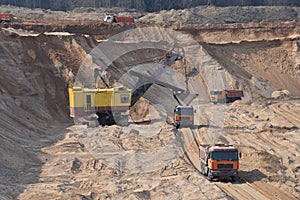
[{"xmin": 0, "ymin": 6, "xmax": 300, "ymax": 200}]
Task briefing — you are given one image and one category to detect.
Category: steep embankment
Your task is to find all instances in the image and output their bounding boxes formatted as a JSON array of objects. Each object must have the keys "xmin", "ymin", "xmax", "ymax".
[
  {"xmin": 9, "ymin": 18, "xmax": 300, "ymax": 100},
  {"xmin": 0, "ymin": 28, "xmax": 91, "ymax": 199},
  {"xmin": 202, "ymin": 39, "xmax": 300, "ymax": 97},
  {"xmin": 140, "ymin": 6, "xmax": 300, "ymax": 24},
  {"xmin": 174, "ymin": 20, "xmax": 300, "ymax": 98}
]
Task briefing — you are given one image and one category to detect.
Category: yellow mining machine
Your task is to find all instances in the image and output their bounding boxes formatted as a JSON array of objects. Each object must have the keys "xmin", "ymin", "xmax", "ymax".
[{"xmin": 68, "ymin": 69, "xmax": 131, "ymax": 126}]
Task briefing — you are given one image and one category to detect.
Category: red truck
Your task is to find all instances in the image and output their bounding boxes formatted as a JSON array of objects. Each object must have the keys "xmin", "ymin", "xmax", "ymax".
[
  {"xmin": 210, "ymin": 90, "xmax": 243, "ymax": 104},
  {"xmin": 104, "ymin": 15, "xmax": 134, "ymax": 23},
  {"xmin": 0, "ymin": 14, "xmax": 14, "ymax": 22}
]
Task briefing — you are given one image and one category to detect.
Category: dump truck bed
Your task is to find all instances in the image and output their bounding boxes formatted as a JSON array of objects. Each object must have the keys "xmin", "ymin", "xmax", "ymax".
[
  {"xmin": 224, "ymin": 90, "xmax": 244, "ymax": 98},
  {"xmin": 114, "ymin": 16, "xmax": 134, "ymax": 22}
]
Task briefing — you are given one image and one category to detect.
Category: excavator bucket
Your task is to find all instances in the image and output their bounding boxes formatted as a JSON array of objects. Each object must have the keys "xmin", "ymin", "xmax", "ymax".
[{"xmin": 174, "ymin": 90, "xmax": 198, "ymax": 106}]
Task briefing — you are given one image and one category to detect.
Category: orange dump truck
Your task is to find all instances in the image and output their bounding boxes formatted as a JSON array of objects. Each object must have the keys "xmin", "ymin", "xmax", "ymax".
[
  {"xmin": 210, "ymin": 90, "xmax": 243, "ymax": 104},
  {"xmin": 199, "ymin": 144, "xmax": 240, "ymax": 181},
  {"xmin": 174, "ymin": 105, "xmax": 194, "ymax": 129},
  {"xmin": 0, "ymin": 14, "xmax": 14, "ymax": 22}
]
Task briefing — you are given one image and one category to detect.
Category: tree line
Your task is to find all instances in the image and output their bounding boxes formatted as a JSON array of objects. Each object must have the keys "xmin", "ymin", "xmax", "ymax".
[{"xmin": 1, "ymin": 0, "xmax": 299, "ymax": 11}]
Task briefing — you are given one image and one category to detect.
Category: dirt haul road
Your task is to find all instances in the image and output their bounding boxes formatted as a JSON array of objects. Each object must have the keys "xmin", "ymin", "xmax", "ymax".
[
  {"xmin": 180, "ymin": 100, "xmax": 300, "ymax": 200},
  {"xmin": 0, "ymin": 12, "xmax": 300, "ymax": 199}
]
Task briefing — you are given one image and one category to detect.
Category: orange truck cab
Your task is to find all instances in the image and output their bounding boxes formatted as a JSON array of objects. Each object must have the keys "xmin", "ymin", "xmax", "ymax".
[
  {"xmin": 199, "ymin": 144, "xmax": 240, "ymax": 181},
  {"xmin": 174, "ymin": 105, "xmax": 194, "ymax": 129}
]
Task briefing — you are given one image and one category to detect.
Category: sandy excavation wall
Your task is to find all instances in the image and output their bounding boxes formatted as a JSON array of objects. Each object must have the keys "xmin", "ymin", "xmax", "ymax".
[
  {"xmin": 0, "ymin": 29, "xmax": 89, "ymax": 124},
  {"xmin": 202, "ymin": 39, "xmax": 300, "ymax": 98},
  {"xmin": 1, "ymin": 17, "xmax": 300, "ymax": 198},
  {"xmin": 0, "ymin": 28, "xmax": 93, "ymax": 198},
  {"xmin": 1, "ymin": 24, "xmax": 298, "ymax": 138},
  {"xmin": 76, "ymin": 27, "xmax": 240, "ymax": 112},
  {"xmin": 0, "ymin": 27, "xmax": 232, "ymax": 199}
]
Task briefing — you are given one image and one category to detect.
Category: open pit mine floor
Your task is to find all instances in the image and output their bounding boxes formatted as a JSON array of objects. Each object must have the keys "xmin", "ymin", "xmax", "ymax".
[
  {"xmin": 1, "ymin": 15, "xmax": 300, "ymax": 199},
  {"xmin": 4, "ymin": 100, "xmax": 298, "ymax": 200}
]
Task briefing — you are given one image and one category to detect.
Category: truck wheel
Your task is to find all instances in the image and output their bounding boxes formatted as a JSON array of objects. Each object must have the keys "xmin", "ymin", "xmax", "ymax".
[
  {"xmin": 231, "ymin": 176, "xmax": 236, "ymax": 182},
  {"xmin": 200, "ymin": 164, "xmax": 205, "ymax": 175},
  {"xmin": 204, "ymin": 166, "xmax": 209, "ymax": 176},
  {"xmin": 189, "ymin": 122, "xmax": 194, "ymax": 129},
  {"xmin": 207, "ymin": 170, "xmax": 213, "ymax": 181}
]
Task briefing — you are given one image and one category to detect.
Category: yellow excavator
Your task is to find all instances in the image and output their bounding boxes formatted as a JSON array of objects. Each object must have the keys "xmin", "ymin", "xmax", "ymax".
[{"xmin": 68, "ymin": 68, "xmax": 131, "ymax": 126}]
